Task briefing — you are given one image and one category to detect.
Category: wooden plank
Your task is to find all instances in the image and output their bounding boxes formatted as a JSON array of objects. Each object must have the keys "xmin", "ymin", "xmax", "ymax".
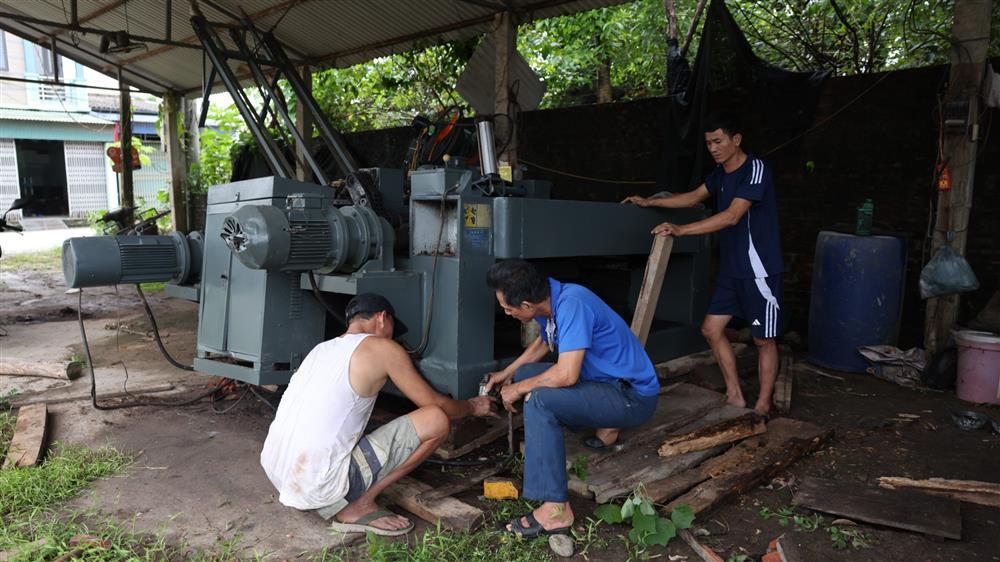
[
  {"xmin": 773, "ymin": 355, "xmax": 793, "ymax": 413},
  {"xmin": 877, "ymin": 477, "xmax": 1000, "ymax": 508},
  {"xmin": 631, "ymin": 234, "xmax": 674, "ymax": 345},
  {"xmin": 10, "ymin": 384, "xmax": 175, "ymax": 408},
  {"xmin": 679, "ymin": 528, "xmax": 725, "ymax": 562},
  {"xmin": 658, "ymin": 413, "xmax": 766, "ymax": 457},
  {"xmin": 415, "ymin": 465, "xmax": 502, "ymax": 504},
  {"xmin": 654, "ymin": 344, "xmax": 748, "ymax": 379},
  {"xmin": 382, "ymin": 476, "xmax": 484, "ymax": 532},
  {"xmin": 664, "ymin": 418, "xmax": 831, "ymax": 514},
  {"xmin": 435, "ymin": 414, "xmax": 521, "ymax": 460},
  {"xmin": 3, "ymin": 403, "xmax": 48, "ymax": 469},
  {"xmin": 793, "ymin": 476, "xmax": 961, "ymax": 540},
  {"xmin": 1, "ymin": 358, "xmax": 83, "ymax": 380}
]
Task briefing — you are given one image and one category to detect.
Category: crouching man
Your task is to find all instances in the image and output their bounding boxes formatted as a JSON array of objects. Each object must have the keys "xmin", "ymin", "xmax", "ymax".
[
  {"xmin": 484, "ymin": 260, "xmax": 660, "ymax": 537},
  {"xmin": 260, "ymin": 293, "xmax": 496, "ymax": 536}
]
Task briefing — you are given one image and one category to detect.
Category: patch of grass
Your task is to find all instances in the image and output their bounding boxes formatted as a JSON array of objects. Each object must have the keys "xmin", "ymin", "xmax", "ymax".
[
  {"xmin": 828, "ymin": 525, "xmax": 873, "ymax": 550},
  {"xmin": 487, "ymin": 498, "xmax": 538, "ymax": 526},
  {"xmin": 0, "ymin": 247, "xmax": 63, "ymax": 272},
  {"xmin": 364, "ymin": 524, "xmax": 552, "ymax": 562},
  {"xmin": 138, "ymin": 282, "xmax": 166, "ymax": 292},
  {"xmin": 0, "ymin": 412, "xmax": 15, "ymax": 460}
]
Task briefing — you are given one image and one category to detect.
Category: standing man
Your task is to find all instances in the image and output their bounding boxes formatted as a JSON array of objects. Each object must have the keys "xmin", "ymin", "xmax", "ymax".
[
  {"xmin": 484, "ymin": 259, "xmax": 659, "ymax": 537},
  {"xmin": 623, "ymin": 112, "xmax": 784, "ymax": 415},
  {"xmin": 261, "ymin": 293, "xmax": 496, "ymax": 536}
]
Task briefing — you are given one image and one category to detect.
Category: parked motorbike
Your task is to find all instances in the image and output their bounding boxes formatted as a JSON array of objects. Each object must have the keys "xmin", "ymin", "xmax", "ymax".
[{"xmin": 0, "ymin": 198, "xmax": 28, "ymax": 259}]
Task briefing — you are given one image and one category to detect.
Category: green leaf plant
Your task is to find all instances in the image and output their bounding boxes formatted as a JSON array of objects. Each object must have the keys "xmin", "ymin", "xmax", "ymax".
[{"xmin": 594, "ymin": 485, "xmax": 694, "ymax": 548}]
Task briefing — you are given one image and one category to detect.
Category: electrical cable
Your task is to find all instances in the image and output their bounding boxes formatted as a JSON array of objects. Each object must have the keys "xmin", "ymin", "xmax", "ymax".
[
  {"xmin": 212, "ymin": 385, "xmax": 250, "ymax": 414},
  {"xmin": 308, "ymin": 270, "xmax": 347, "ymax": 327},
  {"xmin": 77, "ymin": 290, "xmax": 218, "ymax": 410},
  {"xmin": 408, "ymin": 181, "xmax": 458, "ymax": 357},
  {"xmin": 248, "ymin": 385, "xmax": 278, "ymax": 412},
  {"xmin": 135, "ymin": 285, "xmax": 194, "ymax": 371}
]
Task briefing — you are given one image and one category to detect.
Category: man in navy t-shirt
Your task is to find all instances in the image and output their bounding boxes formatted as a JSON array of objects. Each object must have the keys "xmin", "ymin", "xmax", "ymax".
[
  {"xmin": 483, "ymin": 259, "xmax": 659, "ymax": 538},
  {"xmin": 623, "ymin": 112, "xmax": 784, "ymax": 416}
]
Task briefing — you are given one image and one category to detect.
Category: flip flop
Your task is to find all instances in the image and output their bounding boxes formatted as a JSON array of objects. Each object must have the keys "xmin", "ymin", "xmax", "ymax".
[
  {"xmin": 505, "ymin": 512, "xmax": 571, "ymax": 538},
  {"xmin": 584, "ymin": 436, "xmax": 621, "ymax": 452},
  {"xmin": 329, "ymin": 509, "xmax": 414, "ymax": 536}
]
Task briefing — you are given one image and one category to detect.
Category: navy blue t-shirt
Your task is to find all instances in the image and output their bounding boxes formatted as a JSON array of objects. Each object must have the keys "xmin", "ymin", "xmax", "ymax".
[
  {"xmin": 704, "ymin": 154, "xmax": 784, "ymax": 279},
  {"xmin": 534, "ymin": 278, "xmax": 659, "ymax": 396}
]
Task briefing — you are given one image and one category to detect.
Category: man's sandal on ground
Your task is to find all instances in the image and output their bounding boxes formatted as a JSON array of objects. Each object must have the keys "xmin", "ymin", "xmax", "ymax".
[
  {"xmin": 505, "ymin": 512, "xmax": 571, "ymax": 538},
  {"xmin": 329, "ymin": 510, "xmax": 414, "ymax": 536},
  {"xmin": 583, "ymin": 436, "xmax": 622, "ymax": 452}
]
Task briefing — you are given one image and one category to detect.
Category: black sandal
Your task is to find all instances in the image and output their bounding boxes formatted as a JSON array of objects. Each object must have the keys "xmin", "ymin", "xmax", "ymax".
[{"xmin": 506, "ymin": 512, "xmax": 571, "ymax": 538}]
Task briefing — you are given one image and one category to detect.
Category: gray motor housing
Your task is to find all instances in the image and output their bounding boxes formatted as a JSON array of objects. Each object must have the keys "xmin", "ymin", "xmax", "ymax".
[{"xmin": 62, "ymin": 231, "xmax": 203, "ymax": 288}]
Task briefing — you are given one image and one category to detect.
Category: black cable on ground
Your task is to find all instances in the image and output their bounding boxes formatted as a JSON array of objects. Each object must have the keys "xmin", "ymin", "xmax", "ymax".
[
  {"xmin": 77, "ymin": 290, "xmax": 218, "ymax": 410},
  {"xmin": 135, "ymin": 285, "xmax": 194, "ymax": 371},
  {"xmin": 248, "ymin": 385, "xmax": 278, "ymax": 412}
]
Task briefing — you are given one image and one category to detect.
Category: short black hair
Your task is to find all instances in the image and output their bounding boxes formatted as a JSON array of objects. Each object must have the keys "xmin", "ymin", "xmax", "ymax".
[
  {"xmin": 486, "ymin": 259, "xmax": 550, "ymax": 306},
  {"xmin": 703, "ymin": 111, "xmax": 742, "ymax": 137}
]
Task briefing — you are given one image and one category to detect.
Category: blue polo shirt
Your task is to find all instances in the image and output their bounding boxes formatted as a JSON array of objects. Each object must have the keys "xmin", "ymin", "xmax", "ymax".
[
  {"xmin": 534, "ymin": 278, "xmax": 659, "ymax": 396},
  {"xmin": 704, "ymin": 154, "xmax": 784, "ymax": 279}
]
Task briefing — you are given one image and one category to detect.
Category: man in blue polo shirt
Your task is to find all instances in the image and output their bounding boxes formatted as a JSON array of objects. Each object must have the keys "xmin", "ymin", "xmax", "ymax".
[
  {"xmin": 623, "ymin": 112, "xmax": 783, "ymax": 416},
  {"xmin": 483, "ymin": 259, "xmax": 659, "ymax": 538}
]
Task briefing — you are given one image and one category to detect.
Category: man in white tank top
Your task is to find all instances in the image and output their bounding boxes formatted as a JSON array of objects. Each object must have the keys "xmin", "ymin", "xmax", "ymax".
[{"xmin": 260, "ymin": 293, "xmax": 496, "ymax": 536}]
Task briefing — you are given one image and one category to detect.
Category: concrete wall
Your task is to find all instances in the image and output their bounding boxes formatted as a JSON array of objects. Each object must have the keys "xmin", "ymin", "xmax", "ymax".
[{"xmin": 341, "ymin": 62, "xmax": 1000, "ymax": 349}]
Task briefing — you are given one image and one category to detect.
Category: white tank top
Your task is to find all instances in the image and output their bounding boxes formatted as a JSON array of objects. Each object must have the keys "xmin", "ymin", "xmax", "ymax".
[{"xmin": 259, "ymin": 333, "xmax": 376, "ymax": 510}]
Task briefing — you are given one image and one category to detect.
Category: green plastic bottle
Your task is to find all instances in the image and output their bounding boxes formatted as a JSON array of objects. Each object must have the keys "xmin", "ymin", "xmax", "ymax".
[{"xmin": 855, "ymin": 198, "xmax": 874, "ymax": 236}]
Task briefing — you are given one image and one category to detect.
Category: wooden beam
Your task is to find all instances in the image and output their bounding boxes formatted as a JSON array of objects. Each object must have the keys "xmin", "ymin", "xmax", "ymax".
[
  {"xmin": 658, "ymin": 412, "xmax": 766, "ymax": 458},
  {"xmin": 924, "ymin": 0, "xmax": 993, "ymax": 354},
  {"xmin": 494, "ymin": 11, "xmax": 517, "ymax": 169},
  {"xmin": 163, "ymin": 92, "xmax": 188, "ymax": 233},
  {"xmin": 631, "ymin": 235, "xmax": 674, "ymax": 345},
  {"xmin": 878, "ymin": 476, "xmax": 1000, "ymax": 508},
  {"xmin": 51, "ymin": 0, "xmax": 130, "ymax": 38},
  {"xmin": 382, "ymin": 476, "xmax": 484, "ymax": 531},
  {"xmin": 295, "ymin": 65, "xmax": 314, "ymax": 183},
  {"xmin": 119, "ymin": 68, "xmax": 134, "ymax": 210},
  {"xmin": 1, "ymin": 358, "xmax": 82, "ymax": 380},
  {"xmin": 3, "ymin": 403, "xmax": 48, "ymax": 469},
  {"xmin": 10, "ymin": 384, "xmax": 175, "ymax": 409},
  {"xmin": 793, "ymin": 476, "xmax": 962, "ymax": 540},
  {"xmin": 772, "ymin": 354, "xmax": 794, "ymax": 413},
  {"xmin": 654, "ymin": 343, "xmax": 749, "ymax": 379}
]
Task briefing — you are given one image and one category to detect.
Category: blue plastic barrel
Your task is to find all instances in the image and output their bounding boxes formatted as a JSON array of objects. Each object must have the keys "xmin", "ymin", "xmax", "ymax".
[{"xmin": 808, "ymin": 231, "xmax": 907, "ymax": 373}]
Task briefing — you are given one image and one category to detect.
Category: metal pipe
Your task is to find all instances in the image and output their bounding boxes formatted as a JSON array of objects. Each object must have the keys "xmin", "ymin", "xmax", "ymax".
[
  {"xmin": 70, "ymin": 0, "xmax": 78, "ymax": 27},
  {"xmin": 0, "ymin": 11, "xmax": 200, "ymax": 50},
  {"xmin": 165, "ymin": 0, "xmax": 172, "ymax": 41},
  {"xmin": 476, "ymin": 117, "xmax": 498, "ymax": 176},
  {"xmin": 0, "ymin": 75, "xmax": 139, "ymax": 92}
]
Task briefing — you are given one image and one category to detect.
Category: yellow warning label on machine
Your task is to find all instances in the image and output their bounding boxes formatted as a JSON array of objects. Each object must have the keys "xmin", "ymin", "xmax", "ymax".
[{"xmin": 464, "ymin": 203, "xmax": 491, "ymax": 228}]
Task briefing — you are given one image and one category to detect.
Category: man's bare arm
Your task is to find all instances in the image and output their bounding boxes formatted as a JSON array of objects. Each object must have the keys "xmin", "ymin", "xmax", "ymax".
[
  {"xmin": 379, "ymin": 339, "xmax": 478, "ymax": 419},
  {"xmin": 653, "ymin": 197, "xmax": 752, "ymax": 237},
  {"xmin": 485, "ymin": 335, "xmax": 549, "ymax": 392},
  {"xmin": 622, "ymin": 185, "xmax": 710, "ymax": 208},
  {"xmin": 512, "ymin": 349, "xmax": 585, "ymax": 393}
]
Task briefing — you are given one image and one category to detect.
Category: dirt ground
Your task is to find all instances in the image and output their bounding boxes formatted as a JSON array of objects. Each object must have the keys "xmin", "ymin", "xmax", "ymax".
[{"xmin": 2, "ymin": 265, "xmax": 1000, "ymax": 561}]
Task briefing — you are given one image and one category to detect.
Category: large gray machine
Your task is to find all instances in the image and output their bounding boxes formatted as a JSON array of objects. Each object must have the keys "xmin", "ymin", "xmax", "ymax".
[{"xmin": 61, "ymin": 11, "xmax": 711, "ymax": 399}]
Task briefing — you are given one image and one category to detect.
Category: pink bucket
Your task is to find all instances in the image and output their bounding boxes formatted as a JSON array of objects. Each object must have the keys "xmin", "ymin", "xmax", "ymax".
[{"xmin": 955, "ymin": 330, "xmax": 1000, "ymax": 405}]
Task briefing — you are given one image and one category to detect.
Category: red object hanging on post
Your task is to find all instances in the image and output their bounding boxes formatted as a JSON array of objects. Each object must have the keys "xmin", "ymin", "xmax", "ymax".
[
  {"xmin": 106, "ymin": 145, "xmax": 141, "ymax": 173},
  {"xmin": 937, "ymin": 163, "xmax": 952, "ymax": 191}
]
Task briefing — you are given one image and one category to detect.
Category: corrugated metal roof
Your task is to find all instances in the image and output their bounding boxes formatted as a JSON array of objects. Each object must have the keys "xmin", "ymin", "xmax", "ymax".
[
  {"xmin": 0, "ymin": 0, "xmax": 632, "ymax": 97},
  {"xmin": 0, "ymin": 106, "xmax": 115, "ymax": 125}
]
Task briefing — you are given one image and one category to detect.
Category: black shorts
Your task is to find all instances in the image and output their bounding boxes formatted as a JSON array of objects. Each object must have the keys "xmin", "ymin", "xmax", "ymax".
[{"xmin": 706, "ymin": 274, "xmax": 783, "ymax": 339}]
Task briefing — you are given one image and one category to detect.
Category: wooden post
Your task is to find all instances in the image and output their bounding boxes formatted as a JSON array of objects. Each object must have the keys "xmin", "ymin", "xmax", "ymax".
[
  {"xmin": 118, "ymin": 67, "xmax": 134, "ymax": 210},
  {"xmin": 295, "ymin": 65, "xmax": 314, "ymax": 183},
  {"xmin": 163, "ymin": 91, "xmax": 188, "ymax": 233},
  {"xmin": 924, "ymin": 0, "xmax": 993, "ymax": 355},
  {"xmin": 631, "ymin": 235, "xmax": 674, "ymax": 345},
  {"xmin": 493, "ymin": 11, "xmax": 517, "ymax": 170}
]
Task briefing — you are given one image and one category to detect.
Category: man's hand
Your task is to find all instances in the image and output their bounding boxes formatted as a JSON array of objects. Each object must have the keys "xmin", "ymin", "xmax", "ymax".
[
  {"xmin": 652, "ymin": 222, "xmax": 685, "ymax": 237},
  {"xmin": 484, "ymin": 370, "xmax": 513, "ymax": 394},
  {"xmin": 467, "ymin": 395, "xmax": 499, "ymax": 418},
  {"xmin": 500, "ymin": 383, "xmax": 526, "ymax": 413},
  {"xmin": 621, "ymin": 195, "xmax": 652, "ymax": 207}
]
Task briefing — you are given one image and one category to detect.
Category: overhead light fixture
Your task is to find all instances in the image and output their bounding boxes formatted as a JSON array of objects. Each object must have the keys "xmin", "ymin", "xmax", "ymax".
[{"xmin": 99, "ymin": 31, "xmax": 147, "ymax": 54}]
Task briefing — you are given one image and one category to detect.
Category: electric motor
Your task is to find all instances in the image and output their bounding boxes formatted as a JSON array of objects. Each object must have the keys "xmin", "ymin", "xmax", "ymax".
[{"xmin": 62, "ymin": 231, "xmax": 203, "ymax": 288}]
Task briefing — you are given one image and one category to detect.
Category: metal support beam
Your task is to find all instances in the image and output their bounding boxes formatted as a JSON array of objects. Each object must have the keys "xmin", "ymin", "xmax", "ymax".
[
  {"xmin": 924, "ymin": 0, "xmax": 993, "ymax": 355},
  {"xmin": 119, "ymin": 68, "xmax": 134, "ymax": 210},
  {"xmin": 164, "ymin": 91, "xmax": 188, "ymax": 233},
  {"xmin": 0, "ymin": 11, "xmax": 199, "ymax": 50}
]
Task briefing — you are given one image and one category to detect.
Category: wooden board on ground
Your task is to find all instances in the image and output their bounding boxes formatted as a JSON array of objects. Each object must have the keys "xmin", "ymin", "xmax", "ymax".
[
  {"xmin": 3, "ymin": 403, "xmax": 48, "ymax": 469},
  {"xmin": 561, "ymin": 384, "xmax": 754, "ymax": 503},
  {"xmin": 658, "ymin": 412, "xmax": 766, "ymax": 457},
  {"xmin": 435, "ymin": 414, "xmax": 522, "ymax": 460},
  {"xmin": 416, "ymin": 465, "xmax": 503, "ymax": 504},
  {"xmin": 793, "ymin": 476, "xmax": 961, "ymax": 540},
  {"xmin": 657, "ymin": 418, "xmax": 831, "ymax": 513},
  {"xmin": 10, "ymin": 383, "xmax": 175, "ymax": 408},
  {"xmin": 630, "ymin": 234, "xmax": 673, "ymax": 345},
  {"xmin": 654, "ymin": 344, "xmax": 748, "ymax": 380},
  {"xmin": 1, "ymin": 358, "xmax": 83, "ymax": 380},
  {"xmin": 383, "ymin": 476, "xmax": 484, "ymax": 532},
  {"xmin": 877, "ymin": 476, "xmax": 1000, "ymax": 508},
  {"xmin": 773, "ymin": 355, "xmax": 794, "ymax": 413}
]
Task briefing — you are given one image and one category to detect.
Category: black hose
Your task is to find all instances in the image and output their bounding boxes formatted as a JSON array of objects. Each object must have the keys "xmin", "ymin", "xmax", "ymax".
[
  {"xmin": 308, "ymin": 270, "xmax": 347, "ymax": 327},
  {"xmin": 135, "ymin": 285, "xmax": 194, "ymax": 371}
]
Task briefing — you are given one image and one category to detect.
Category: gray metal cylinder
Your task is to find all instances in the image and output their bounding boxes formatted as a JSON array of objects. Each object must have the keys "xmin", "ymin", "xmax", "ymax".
[
  {"xmin": 476, "ymin": 117, "xmax": 498, "ymax": 176},
  {"xmin": 221, "ymin": 204, "xmax": 382, "ymax": 273},
  {"xmin": 62, "ymin": 231, "xmax": 203, "ymax": 288}
]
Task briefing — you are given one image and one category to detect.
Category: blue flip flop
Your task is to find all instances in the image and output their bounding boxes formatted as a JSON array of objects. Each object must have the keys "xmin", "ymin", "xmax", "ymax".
[{"xmin": 506, "ymin": 512, "xmax": 571, "ymax": 538}]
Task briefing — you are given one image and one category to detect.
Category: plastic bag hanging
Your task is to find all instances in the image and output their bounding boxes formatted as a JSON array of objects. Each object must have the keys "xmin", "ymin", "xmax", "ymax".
[{"xmin": 919, "ymin": 245, "xmax": 980, "ymax": 299}]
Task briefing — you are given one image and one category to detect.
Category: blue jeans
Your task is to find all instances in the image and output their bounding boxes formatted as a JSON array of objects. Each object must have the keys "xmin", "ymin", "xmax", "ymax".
[{"xmin": 514, "ymin": 363, "xmax": 659, "ymax": 502}]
